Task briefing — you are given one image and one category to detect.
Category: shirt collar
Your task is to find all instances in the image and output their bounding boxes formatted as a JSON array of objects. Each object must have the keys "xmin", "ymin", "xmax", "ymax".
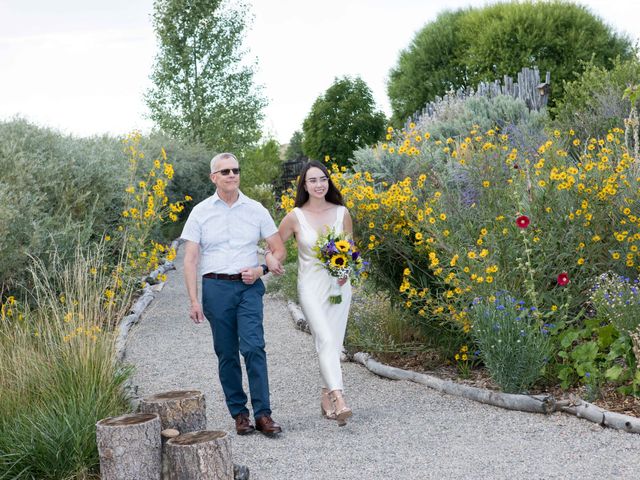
[{"xmin": 211, "ymin": 190, "xmax": 248, "ymax": 207}]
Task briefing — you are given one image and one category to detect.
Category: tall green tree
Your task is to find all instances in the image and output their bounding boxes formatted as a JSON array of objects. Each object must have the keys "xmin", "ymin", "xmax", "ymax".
[
  {"xmin": 240, "ymin": 138, "xmax": 282, "ymax": 213},
  {"xmin": 284, "ymin": 130, "xmax": 305, "ymax": 160},
  {"xmin": 302, "ymin": 76, "xmax": 386, "ymax": 167},
  {"xmin": 145, "ymin": 0, "xmax": 266, "ymax": 152},
  {"xmin": 388, "ymin": 1, "xmax": 633, "ymax": 125},
  {"xmin": 388, "ymin": 9, "xmax": 468, "ymax": 126},
  {"xmin": 241, "ymin": 138, "xmax": 282, "ymax": 190}
]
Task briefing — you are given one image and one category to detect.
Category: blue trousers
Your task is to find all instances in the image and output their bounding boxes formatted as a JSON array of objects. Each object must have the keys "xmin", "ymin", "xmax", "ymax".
[{"xmin": 202, "ymin": 277, "xmax": 271, "ymax": 420}]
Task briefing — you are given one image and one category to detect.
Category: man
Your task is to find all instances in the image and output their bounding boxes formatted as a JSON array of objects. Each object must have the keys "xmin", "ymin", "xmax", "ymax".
[{"xmin": 181, "ymin": 152, "xmax": 286, "ymax": 436}]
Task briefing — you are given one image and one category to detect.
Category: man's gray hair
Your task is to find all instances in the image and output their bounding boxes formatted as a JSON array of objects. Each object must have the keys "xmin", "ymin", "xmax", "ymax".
[{"xmin": 210, "ymin": 152, "xmax": 239, "ymax": 173}]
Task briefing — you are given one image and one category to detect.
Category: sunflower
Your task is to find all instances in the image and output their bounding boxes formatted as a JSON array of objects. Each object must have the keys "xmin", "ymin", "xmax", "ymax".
[
  {"xmin": 330, "ymin": 254, "xmax": 348, "ymax": 268},
  {"xmin": 335, "ymin": 240, "xmax": 350, "ymax": 253}
]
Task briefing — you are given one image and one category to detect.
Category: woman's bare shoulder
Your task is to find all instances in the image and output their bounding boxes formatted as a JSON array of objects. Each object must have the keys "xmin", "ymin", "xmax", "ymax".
[{"xmin": 281, "ymin": 209, "xmax": 299, "ymax": 227}]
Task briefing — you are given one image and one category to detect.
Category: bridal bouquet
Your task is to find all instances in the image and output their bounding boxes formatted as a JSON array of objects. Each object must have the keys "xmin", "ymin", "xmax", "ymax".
[{"xmin": 314, "ymin": 228, "xmax": 367, "ymax": 304}]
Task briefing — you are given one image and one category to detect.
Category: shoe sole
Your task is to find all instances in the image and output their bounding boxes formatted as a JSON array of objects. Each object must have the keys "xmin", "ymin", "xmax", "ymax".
[
  {"xmin": 257, "ymin": 429, "xmax": 282, "ymax": 437},
  {"xmin": 236, "ymin": 428, "xmax": 255, "ymax": 435},
  {"xmin": 336, "ymin": 410, "xmax": 352, "ymax": 427}
]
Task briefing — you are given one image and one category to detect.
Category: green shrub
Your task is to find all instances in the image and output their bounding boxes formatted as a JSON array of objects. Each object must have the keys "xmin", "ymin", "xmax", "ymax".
[
  {"xmin": 590, "ymin": 272, "xmax": 640, "ymax": 336},
  {"xmin": 469, "ymin": 292, "xmax": 551, "ymax": 393},
  {"xmin": 0, "ymin": 119, "xmax": 127, "ymax": 290},
  {"xmin": 0, "ymin": 121, "xmax": 192, "ymax": 292},
  {"xmin": 139, "ymin": 132, "xmax": 214, "ymax": 222},
  {"xmin": 304, "ymin": 118, "xmax": 640, "ymax": 395},
  {"xmin": 346, "ymin": 289, "xmax": 430, "ymax": 354},
  {"xmin": 387, "ymin": 1, "xmax": 633, "ymax": 123},
  {"xmin": 552, "ymin": 57, "xmax": 640, "ymax": 140},
  {"xmin": 351, "ymin": 93, "xmax": 547, "ymax": 183},
  {"xmin": 241, "ymin": 139, "xmax": 282, "ymax": 193}
]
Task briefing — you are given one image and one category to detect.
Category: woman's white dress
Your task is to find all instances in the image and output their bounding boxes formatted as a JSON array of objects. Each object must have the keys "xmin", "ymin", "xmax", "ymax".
[{"xmin": 293, "ymin": 206, "xmax": 352, "ymax": 391}]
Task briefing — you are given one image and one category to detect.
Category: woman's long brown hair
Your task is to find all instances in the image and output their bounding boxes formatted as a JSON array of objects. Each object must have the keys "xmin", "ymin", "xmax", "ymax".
[{"xmin": 294, "ymin": 160, "xmax": 344, "ymax": 208}]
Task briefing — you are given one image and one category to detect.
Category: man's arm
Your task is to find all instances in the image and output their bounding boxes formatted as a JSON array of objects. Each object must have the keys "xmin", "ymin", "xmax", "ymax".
[
  {"xmin": 183, "ymin": 240, "xmax": 205, "ymax": 323},
  {"xmin": 264, "ymin": 232, "xmax": 286, "ymax": 275}
]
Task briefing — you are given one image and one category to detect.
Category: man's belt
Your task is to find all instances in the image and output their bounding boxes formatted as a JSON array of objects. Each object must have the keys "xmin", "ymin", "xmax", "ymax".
[{"xmin": 203, "ymin": 272, "xmax": 242, "ymax": 281}]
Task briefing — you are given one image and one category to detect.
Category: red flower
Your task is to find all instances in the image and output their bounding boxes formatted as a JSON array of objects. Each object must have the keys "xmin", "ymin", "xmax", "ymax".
[
  {"xmin": 557, "ymin": 272, "xmax": 569, "ymax": 286},
  {"xmin": 516, "ymin": 215, "xmax": 530, "ymax": 228}
]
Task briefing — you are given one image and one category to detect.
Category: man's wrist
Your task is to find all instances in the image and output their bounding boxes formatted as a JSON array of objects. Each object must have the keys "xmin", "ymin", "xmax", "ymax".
[{"xmin": 260, "ymin": 264, "xmax": 269, "ymax": 276}]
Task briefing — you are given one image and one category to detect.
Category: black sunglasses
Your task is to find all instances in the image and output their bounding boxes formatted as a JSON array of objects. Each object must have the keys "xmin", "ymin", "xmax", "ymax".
[{"xmin": 212, "ymin": 168, "xmax": 241, "ymax": 176}]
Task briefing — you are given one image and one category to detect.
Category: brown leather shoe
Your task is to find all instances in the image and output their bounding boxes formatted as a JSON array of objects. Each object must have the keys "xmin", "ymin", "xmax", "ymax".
[
  {"xmin": 235, "ymin": 412, "xmax": 255, "ymax": 435},
  {"xmin": 255, "ymin": 415, "xmax": 282, "ymax": 436}
]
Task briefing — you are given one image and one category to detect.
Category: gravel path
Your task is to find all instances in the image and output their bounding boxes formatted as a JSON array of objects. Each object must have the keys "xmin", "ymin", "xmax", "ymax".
[{"xmin": 125, "ymin": 248, "xmax": 640, "ymax": 479}]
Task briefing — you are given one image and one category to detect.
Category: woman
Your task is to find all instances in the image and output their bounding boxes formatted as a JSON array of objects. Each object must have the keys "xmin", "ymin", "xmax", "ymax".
[{"xmin": 278, "ymin": 160, "xmax": 353, "ymax": 426}]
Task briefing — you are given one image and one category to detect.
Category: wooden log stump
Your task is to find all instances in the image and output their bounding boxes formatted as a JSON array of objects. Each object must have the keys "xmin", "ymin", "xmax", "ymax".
[
  {"xmin": 161, "ymin": 429, "xmax": 181, "ymax": 479},
  {"xmin": 96, "ymin": 413, "xmax": 161, "ymax": 480},
  {"xmin": 140, "ymin": 390, "xmax": 207, "ymax": 433},
  {"xmin": 165, "ymin": 430, "xmax": 233, "ymax": 480}
]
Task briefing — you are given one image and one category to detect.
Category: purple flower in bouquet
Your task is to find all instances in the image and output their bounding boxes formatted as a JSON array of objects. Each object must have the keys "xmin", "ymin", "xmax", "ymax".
[{"xmin": 313, "ymin": 227, "xmax": 367, "ymax": 304}]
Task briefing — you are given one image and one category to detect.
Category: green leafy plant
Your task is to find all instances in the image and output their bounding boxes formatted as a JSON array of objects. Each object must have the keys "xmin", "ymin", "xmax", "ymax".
[
  {"xmin": 346, "ymin": 289, "xmax": 426, "ymax": 355},
  {"xmin": 590, "ymin": 272, "xmax": 640, "ymax": 336},
  {"xmin": 553, "ymin": 57, "xmax": 640, "ymax": 140},
  {"xmin": 453, "ymin": 344, "xmax": 478, "ymax": 379},
  {"xmin": 554, "ymin": 314, "xmax": 640, "ymax": 399},
  {"xmin": 469, "ymin": 292, "xmax": 552, "ymax": 393}
]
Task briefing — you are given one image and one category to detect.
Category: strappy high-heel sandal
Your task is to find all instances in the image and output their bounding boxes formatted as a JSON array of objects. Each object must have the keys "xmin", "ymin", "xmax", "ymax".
[
  {"xmin": 321, "ymin": 388, "xmax": 337, "ymax": 420},
  {"xmin": 329, "ymin": 390, "xmax": 352, "ymax": 426}
]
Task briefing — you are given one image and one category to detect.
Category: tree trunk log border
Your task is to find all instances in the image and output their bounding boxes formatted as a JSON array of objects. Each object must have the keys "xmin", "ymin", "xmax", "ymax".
[
  {"xmin": 117, "ymin": 239, "xmax": 181, "ymax": 413},
  {"xmin": 96, "ymin": 413, "xmax": 162, "ymax": 480},
  {"xmin": 287, "ymin": 301, "xmax": 311, "ymax": 334},
  {"xmin": 116, "ymin": 238, "xmax": 180, "ymax": 362},
  {"xmin": 286, "ymin": 299, "xmax": 640, "ymax": 435},
  {"xmin": 140, "ymin": 389, "xmax": 207, "ymax": 433},
  {"xmin": 165, "ymin": 430, "xmax": 233, "ymax": 480}
]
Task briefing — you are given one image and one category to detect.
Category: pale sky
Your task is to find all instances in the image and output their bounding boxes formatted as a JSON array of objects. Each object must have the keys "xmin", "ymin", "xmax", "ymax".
[{"xmin": 0, "ymin": 0, "xmax": 639, "ymax": 144}]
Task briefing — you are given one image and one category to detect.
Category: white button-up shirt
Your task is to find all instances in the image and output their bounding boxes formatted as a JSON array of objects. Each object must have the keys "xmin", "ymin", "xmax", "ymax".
[{"xmin": 180, "ymin": 191, "xmax": 278, "ymax": 275}]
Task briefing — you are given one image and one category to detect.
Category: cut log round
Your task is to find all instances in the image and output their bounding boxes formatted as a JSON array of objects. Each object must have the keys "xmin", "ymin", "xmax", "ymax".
[
  {"xmin": 96, "ymin": 413, "xmax": 161, "ymax": 480},
  {"xmin": 140, "ymin": 390, "xmax": 207, "ymax": 433},
  {"xmin": 165, "ymin": 430, "xmax": 233, "ymax": 480}
]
